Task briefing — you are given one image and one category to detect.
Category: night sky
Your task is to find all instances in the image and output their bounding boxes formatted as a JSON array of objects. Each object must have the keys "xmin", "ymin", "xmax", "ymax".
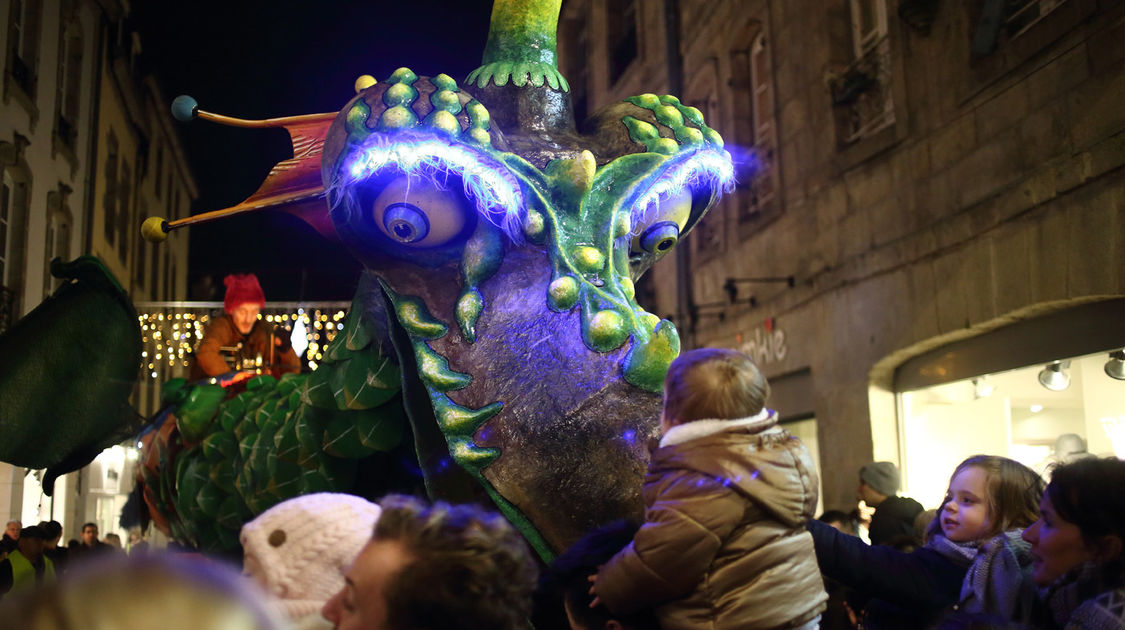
[{"xmin": 133, "ymin": 1, "xmax": 495, "ymax": 300}]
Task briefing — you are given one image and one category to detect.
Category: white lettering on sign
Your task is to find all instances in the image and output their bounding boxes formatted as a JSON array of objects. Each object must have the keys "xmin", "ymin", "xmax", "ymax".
[{"xmin": 739, "ymin": 328, "xmax": 787, "ymax": 365}]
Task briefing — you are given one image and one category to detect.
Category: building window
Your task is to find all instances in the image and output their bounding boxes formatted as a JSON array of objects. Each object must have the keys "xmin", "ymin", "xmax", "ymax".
[
  {"xmin": 731, "ymin": 33, "xmax": 779, "ymax": 225},
  {"xmin": 103, "ymin": 133, "xmax": 119, "ymax": 245},
  {"xmin": 43, "ymin": 192, "xmax": 72, "ymax": 295},
  {"xmin": 7, "ymin": 0, "xmax": 43, "ymax": 99},
  {"xmin": 1006, "ymin": 0, "xmax": 1068, "ymax": 36},
  {"xmin": 606, "ymin": 0, "xmax": 638, "ymax": 85},
  {"xmin": 972, "ymin": 0, "xmax": 1071, "ymax": 57},
  {"xmin": 55, "ymin": 23, "xmax": 83, "ymax": 153},
  {"xmin": 829, "ymin": 0, "xmax": 895, "ymax": 144},
  {"xmin": 134, "ymin": 203, "xmax": 146, "ymax": 287},
  {"xmin": 154, "ymin": 144, "xmax": 164, "ymax": 200},
  {"xmin": 0, "ymin": 173, "xmax": 15, "ymax": 289},
  {"xmin": 118, "ymin": 162, "xmax": 132, "ymax": 263},
  {"xmin": 0, "ymin": 164, "xmax": 30, "ymax": 330}
]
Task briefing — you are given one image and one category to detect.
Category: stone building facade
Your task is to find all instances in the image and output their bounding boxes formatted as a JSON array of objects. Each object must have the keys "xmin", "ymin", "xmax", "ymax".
[
  {"xmin": 559, "ymin": 0, "xmax": 1125, "ymax": 511},
  {"xmin": 1, "ymin": 0, "xmax": 195, "ymax": 543}
]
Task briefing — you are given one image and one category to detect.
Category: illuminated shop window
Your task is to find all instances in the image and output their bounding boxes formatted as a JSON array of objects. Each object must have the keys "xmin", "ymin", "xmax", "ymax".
[{"xmin": 898, "ymin": 349, "xmax": 1125, "ymax": 508}]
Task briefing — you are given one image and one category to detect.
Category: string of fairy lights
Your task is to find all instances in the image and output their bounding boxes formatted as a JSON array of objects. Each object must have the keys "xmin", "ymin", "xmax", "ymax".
[{"xmin": 136, "ymin": 304, "xmax": 350, "ymax": 379}]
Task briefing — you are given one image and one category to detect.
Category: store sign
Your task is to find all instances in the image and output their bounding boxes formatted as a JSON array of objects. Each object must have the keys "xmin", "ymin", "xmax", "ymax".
[{"xmin": 739, "ymin": 320, "xmax": 788, "ymax": 365}]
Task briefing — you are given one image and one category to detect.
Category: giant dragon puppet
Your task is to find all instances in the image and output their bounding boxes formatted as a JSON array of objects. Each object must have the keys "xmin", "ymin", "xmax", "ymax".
[{"xmin": 0, "ymin": 0, "xmax": 733, "ymax": 559}]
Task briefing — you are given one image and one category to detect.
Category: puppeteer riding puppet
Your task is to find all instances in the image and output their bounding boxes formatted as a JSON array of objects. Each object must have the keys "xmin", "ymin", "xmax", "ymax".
[{"xmin": 0, "ymin": 0, "xmax": 735, "ymax": 559}]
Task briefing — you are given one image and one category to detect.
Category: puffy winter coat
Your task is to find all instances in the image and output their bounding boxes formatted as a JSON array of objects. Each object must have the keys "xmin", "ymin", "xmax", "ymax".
[{"xmin": 596, "ymin": 413, "xmax": 827, "ymax": 630}]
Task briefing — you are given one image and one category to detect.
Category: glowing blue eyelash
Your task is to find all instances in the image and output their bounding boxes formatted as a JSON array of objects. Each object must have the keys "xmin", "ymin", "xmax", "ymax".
[
  {"xmin": 336, "ymin": 136, "xmax": 525, "ymax": 240},
  {"xmin": 627, "ymin": 148, "xmax": 736, "ymax": 238}
]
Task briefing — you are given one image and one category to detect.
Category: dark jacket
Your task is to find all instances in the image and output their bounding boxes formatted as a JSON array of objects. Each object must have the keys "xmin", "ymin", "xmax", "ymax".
[
  {"xmin": 868, "ymin": 494, "xmax": 924, "ymax": 546},
  {"xmin": 808, "ymin": 518, "xmax": 969, "ymax": 629}
]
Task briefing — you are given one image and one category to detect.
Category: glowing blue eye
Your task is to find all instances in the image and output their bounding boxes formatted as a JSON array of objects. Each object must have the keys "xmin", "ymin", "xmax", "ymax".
[
  {"xmin": 383, "ymin": 203, "xmax": 431, "ymax": 243},
  {"xmin": 640, "ymin": 221, "xmax": 680, "ymax": 253}
]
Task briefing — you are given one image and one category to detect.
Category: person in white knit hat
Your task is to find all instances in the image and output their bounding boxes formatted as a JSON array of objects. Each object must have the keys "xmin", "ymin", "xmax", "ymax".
[{"xmin": 241, "ymin": 492, "xmax": 381, "ymax": 629}]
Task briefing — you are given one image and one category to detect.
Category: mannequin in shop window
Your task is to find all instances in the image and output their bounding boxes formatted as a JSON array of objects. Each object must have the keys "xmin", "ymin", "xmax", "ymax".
[{"xmin": 191, "ymin": 274, "xmax": 300, "ymax": 382}]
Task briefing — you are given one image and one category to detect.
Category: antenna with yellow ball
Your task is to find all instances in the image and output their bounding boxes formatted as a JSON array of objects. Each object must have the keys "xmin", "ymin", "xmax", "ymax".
[{"xmin": 141, "ymin": 92, "xmax": 356, "ymax": 243}]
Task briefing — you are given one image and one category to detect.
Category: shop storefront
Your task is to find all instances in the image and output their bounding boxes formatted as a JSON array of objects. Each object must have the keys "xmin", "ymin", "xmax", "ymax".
[{"xmin": 886, "ymin": 298, "xmax": 1125, "ymax": 508}]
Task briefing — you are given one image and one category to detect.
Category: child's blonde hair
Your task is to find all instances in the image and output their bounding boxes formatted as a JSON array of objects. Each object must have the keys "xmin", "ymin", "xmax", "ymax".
[
  {"xmin": 663, "ymin": 348, "xmax": 770, "ymax": 424},
  {"xmin": 924, "ymin": 455, "xmax": 1043, "ymax": 541}
]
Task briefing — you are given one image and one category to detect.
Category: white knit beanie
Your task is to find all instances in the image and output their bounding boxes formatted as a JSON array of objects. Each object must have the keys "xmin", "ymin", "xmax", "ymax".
[{"xmin": 240, "ymin": 493, "xmax": 381, "ymax": 619}]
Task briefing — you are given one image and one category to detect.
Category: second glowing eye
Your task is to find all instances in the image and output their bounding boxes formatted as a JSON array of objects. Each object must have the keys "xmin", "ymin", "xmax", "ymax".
[
  {"xmin": 640, "ymin": 221, "xmax": 680, "ymax": 253},
  {"xmin": 383, "ymin": 203, "xmax": 431, "ymax": 243}
]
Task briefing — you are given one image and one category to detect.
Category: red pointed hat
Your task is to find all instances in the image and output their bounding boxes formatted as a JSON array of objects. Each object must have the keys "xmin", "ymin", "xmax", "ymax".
[{"xmin": 223, "ymin": 274, "xmax": 266, "ymax": 314}]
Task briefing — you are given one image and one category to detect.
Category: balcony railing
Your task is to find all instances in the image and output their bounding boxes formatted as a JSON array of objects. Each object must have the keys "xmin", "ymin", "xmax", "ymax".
[{"xmin": 829, "ymin": 36, "xmax": 896, "ymax": 145}]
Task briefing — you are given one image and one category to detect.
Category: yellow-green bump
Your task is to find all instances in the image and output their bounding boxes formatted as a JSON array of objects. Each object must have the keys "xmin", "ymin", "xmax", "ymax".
[
  {"xmin": 345, "ymin": 101, "xmax": 373, "ymax": 138},
  {"xmin": 524, "ymin": 209, "xmax": 545, "ymax": 241},
  {"xmin": 613, "ymin": 213, "xmax": 631, "ymax": 239},
  {"xmin": 659, "ymin": 94, "xmax": 681, "ymax": 105},
  {"xmin": 430, "ymin": 89, "xmax": 462, "ymax": 114},
  {"xmin": 640, "ymin": 312, "xmax": 660, "ymax": 331},
  {"xmin": 654, "ymin": 105, "xmax": 684, "ymax": 128},
  {"xmin": 572, "ymin": 246, "xmax": 605, "ymax": 273},
  {"xmin": 379, "ymin": 105, "xmax": 418, "ymax": 130},
  {"xmin": 676, "ymin": 126, "xmax": 704, "ymax": 145},
  {"xmin": 623, "ymin": 318, "xmax": 681, "ymax": 393},
  {"xmin": 394, "ymin": 297, "xmax": 447, "ymax": 339},
  {"xmin": 704, "ymin": 128, "xmax": 725, "ymax": 147},
  {"xmin": 465, "ymin": 127, "xmax": 492, "ymax": 146},
  {"xmin": 431, "ymin": 73, "xmax": 459, "ymax": 92},
  {"xmin": 587, "ymin": 310, "xmax": 628, "ymax": 351},
  {"xmin": 426, "ymin": 110, "xmax": 461, "ymax": 136},
  {"xmin": 623, "ymin": 116, "xmax": 660, "ymax": 144},
  {"xmin": 456, "ymin": 289, "xmax": 484, "ymax": 343},
  {"xmin": 679, "ymin": 105, "xmax": 704, "ymax": 126},
  {"xmin": 413, "ymin": 341, "xmax": 471, "ymax": 391},
  {"xmin": 631, "ymin": 93, "xmax": 661, "ymax": 109},
  {"xmin": 466, "ymin": 101, "xmax": 491, "ymax": 129},
  {"xmin": 383, "ymin": 82, "xmax": 416, "ymax": 107},
  {"xmin": 386, "ymin": 67, "xmax": 418, "ymax": 85},
  {"xmin": 652, "ymin": 138, "xmax": 680, "ymax": 155},
  {"xmin": 448, "ymin": 436, "xmax": 499, "ymax": 467},
  {"xmin": 433, "ymin": 398, "xmax": 502, "ymax": 435},
  {"xmin": 548, "ymin": 276, "xmax": 579, "ymax": 310}
]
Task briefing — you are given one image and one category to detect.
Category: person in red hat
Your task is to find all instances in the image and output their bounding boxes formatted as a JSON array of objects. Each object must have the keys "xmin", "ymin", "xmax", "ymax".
[{"xmin": 191, "ymin": 274, "xmax": 300, "ymax": 381}]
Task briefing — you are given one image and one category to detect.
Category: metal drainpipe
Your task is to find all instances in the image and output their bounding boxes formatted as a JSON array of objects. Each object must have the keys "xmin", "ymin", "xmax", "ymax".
[{"xmin": 663, "ymin": 0, "xmax": 695, "ymax": 347}]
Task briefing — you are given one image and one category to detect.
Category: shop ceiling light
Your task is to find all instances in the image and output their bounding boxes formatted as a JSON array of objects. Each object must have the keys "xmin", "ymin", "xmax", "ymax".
[
  {"xmin": 1038, "ymin": 360, "xmax": 1071, "ymax": 391},
  {"xmin": 1106, "ymin": 350, "xmax": 1125, "ymax": 381},
  {"xmin": 972, "ymin": 377, "xmax": 995, "ymax": 399}
]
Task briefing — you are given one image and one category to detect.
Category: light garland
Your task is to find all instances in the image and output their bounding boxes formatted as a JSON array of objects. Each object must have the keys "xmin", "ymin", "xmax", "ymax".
[{"xmin": 135, "ymin": 306, "xmax": 350, "ymax": 379}]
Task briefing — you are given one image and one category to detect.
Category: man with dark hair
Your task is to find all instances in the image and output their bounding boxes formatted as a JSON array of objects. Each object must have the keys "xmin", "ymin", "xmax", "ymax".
[
  {"xmin": 535, "ymin": 520, "xmax": 659, "ymax": 630},
  {"xmin": 321, "ymin": 495, "xmax": 538, "ymax": 630},
  {"xmin": 70, "ymin": 522, "xmax": 112, "ymax": 563},
  {"xmin": 38, "ymin": 521, "xmax": 68, "ymax": 575},
  {"xmin": 857, "ymin": 461, "xmax": 923, "ymax": 546},
  {"xmin": 0, "ymin": 525, "xmax": 55, "ymax": 600}
]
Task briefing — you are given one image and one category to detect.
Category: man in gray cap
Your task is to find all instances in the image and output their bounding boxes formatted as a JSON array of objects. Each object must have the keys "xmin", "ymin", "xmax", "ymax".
[
  {"xmin": 0, "ymin": 524, "xmax": 56, "ymax": 600},
  {"xmin": 857, "ymin": 461, "xmax": 923, "ymax": 546}
]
